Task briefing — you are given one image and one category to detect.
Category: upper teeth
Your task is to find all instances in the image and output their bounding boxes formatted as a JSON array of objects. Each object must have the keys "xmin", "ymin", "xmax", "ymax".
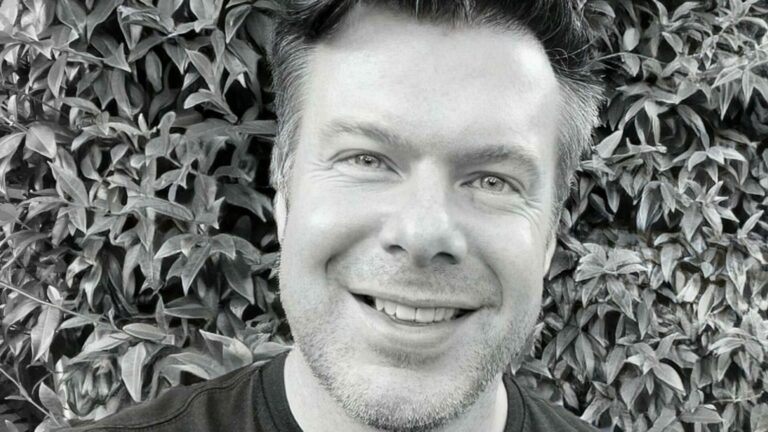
[{"xmin": 374, "ymin": 298, "xmax": 458, "ymax": 323}]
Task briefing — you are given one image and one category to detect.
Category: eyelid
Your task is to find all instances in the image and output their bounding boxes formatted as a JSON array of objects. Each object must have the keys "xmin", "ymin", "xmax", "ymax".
[
  {"xmin": 336, "ymin": 151, "xmax": 396, "ymax": 172},
  {"xmin": 466, "ymin": 174, "xmax": 523, "ymax": 194}
]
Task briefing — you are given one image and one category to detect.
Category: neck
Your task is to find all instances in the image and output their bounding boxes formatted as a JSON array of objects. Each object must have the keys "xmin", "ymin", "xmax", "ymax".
[{"xmin": 283, "ymin": 349, "xmax": 508, "ymax": 432}]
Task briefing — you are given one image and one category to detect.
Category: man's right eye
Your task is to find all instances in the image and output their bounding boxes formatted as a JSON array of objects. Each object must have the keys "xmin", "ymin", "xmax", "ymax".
[{"xmin": 342, "ymin": 153, "xmax": 386, "ymax": 169}]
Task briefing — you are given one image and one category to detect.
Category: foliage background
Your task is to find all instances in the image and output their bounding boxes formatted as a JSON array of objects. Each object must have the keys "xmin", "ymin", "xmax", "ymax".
[{"xmin": 0, "ymin": 0, "xmax": 766, "ymax": 431}]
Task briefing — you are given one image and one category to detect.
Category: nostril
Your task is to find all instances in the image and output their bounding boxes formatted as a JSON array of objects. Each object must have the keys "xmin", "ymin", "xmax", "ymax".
[
  {"xmin": 385, "ymin": 244, "xmax": 406, "ymax": 255},
  {"xmin": 434, "ymin": 252, "xmax": 458, "ymax": 265}
]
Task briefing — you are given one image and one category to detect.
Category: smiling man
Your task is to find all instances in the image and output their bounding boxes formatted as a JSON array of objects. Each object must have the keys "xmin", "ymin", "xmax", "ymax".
[
  {"xmin": 271, "ymin": 1, "xmax": 602, "ymax": 431},
  {"xmin": 66, "ymin": 1, "xmax": 602, "ymax": 431}
]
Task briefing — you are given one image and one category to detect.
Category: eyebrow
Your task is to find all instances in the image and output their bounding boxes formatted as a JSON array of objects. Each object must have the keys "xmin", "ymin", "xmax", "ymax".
[
  {"xmin": 323, "ymin": 120, "xmax": 410, "ymax": 151},
  {"xmin": 322, "ymin": 119, "xmax": 544, "ymax": 186}
]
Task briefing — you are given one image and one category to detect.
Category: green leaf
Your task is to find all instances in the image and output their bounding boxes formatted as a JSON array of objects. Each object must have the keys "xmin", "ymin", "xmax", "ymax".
[
  {"xmin": 206, "ymin": 235, "xmax": 235, "ymax": 261},
  {"xmin": 221, "ymin": 183, "xmax": 272, "ymax": 221},
  {"xmin": 1, "ymin": 296, "xmax": 40, "ymax": 327},
  {"xmin": 58, "ymin": 314, "xmax": 99, "ymax": 330},
  {"xmin": 164, "ymin": 298, "xmax": 213, "ymax": 320},
  {"xmin": 61, "ymin": 97, "xmax": 101, "ymax": 115},
  {"xmin": 672, "ymin": 2, "xmax": 699, "ymax": 21},
  {"xmin": 680, "ymin": 405, "xmax": 723, "ymax": 424},
  {"xmin": 38, "ymin": 382, "xmax": 63, "ymax": 418},
  {"xmin": 47, "ymin": 53, "xmax": 68, "ymax": 95},
  {"xmin": 606, "ymin": 276, "xmax": 634, "ymax": 319},
  {"xmin": 183, "ymin": 90, "xmax": 236, "ymax": 121},
  {"xmin": 595, "ymin": 129, "xmax": 623, "ymax": 158},
  {"xmin": 190, "ymin": 0, "xmax": 222, "ymax": 21},
  {"xmin": 80, "ymin": 263, "xmax": 102, "ymax": 307},
  {"xmin": 701, "ymin": 204, "xmax": 722, "ymax": 236},
  {"xmin": 252, "ymin": 341, "xmax": 290, "ymax": 361},
  {"xmin": 26, "ymin": 125, "xmax": 57, "ymax": 159},
  {"xmin": 0, "ymin": 132, "xmax": 24, "ymax": 159},
  {"xmin": 199, "ymin": 330, "xmax": 253, "ymax": 369},
  {"xmin": 222, "ymin": 256, "xmax": 254, "ymax": 303},
  {"xmin": 56, "ymin": 0, "xmax": 87, "ymax": 35},
  {"xmin": 86, "ymin": 0, "xmax": 122, "ymax": 40},
  {"xmin": 647, "ymin": 408, "xmax": 677, "ymax": 432},
  {"xmin": 121, "ymin": 197, "xmax": 194, "ymax": 221},
  {"xmin": 677, "ymin": 105, "xmax": 710, "ymax": 147},
  {"xmin": 144, "ymin": 50, "xmax": 163, "ymax": 91},
  {"xmin": 620, "ymin": 376, "xmax": 643, "ymax": 406},
  {"xmin": 81, "ymin": 333, "xmax": 127, "ymax": 353},
  {"xmin": 156, "ymin": 234, "xmax": 203, "ymax": 259},
  {"xmin": 710, "ymin": 336, "xmax": 743, "ymax": 355},
  {"xmin": 49, "ymin": 162, "xmax": 90, "ymax": 206},
  {"xmin": 127, "ymin": 35, "xmax": 164, "ymax": 63},
  {"xmin": 659, "ymin": 243, "xmax": 681, "ymax": 282},
  {"xmin": 122, "ymin": 323, "xmax": 167, "ymax": 341},
  {"xmin": 237, "ymin": 120, "xmax": 276, "ymax": 136},
  {"xmin": 0, "ymin": 202, "xmax": 18, "ymax": 225},
  {"xmin": 181, "ymin": 243, "xmax": 211, "ymax": 294},
  {"xmin": 0, "ymin": 0, "xmax": 19, "ymax": 27},
  {"xmin": 120, "ymin": 342, "xmax": 148, "ymax": 402},
  {"xmin": 110, "ymin": 69, "xmax": 133, "ymax": 116},
  {"xmin": 186, "ymin": 49, "xmax": 217, "ymax": 90},
  {"xmin": 726, "ymin": 249, "xmax": 746, "ymax": 294},
  {"xmin": 3, "ymin": 420, "xmax": 20, "ymax": 432},
  {"xmin": 653, "ymin": 363, "xmax": 685, "ymax": 393},
  {"xmin": 622, "ymin": 27, "xmax": 640, "ymax": 51},
  {"xmin": 225, "ymin": 4, "xmax": 252, "ymax": 43},
  {"xmin": 104, "ymin": 43, "xmax": 131, "ymax": 72},
  {"xmin": 232, "ymin": 236, "xmax": 262, "ymax": 268},
  {"xmin": 574, "ymin": 332, "xmax": 595, "ymax": 378},
  {"xmin": 738, "ymin": 210, "xmax": 764, "ymax": 237},
  {"xmin": 30, "ymin": 305, "xmax": 62, "ymax": 362},
  {"xmin": 165, "ymin": 351, "xmax": 223, "ymax": 380},
  {"xmin": 604, "ymin": 346, "xmax": 626, "ymax": 385}
]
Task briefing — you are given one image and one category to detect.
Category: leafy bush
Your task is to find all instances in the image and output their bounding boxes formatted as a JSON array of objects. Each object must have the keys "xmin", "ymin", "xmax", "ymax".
[{"xmin": 0, "ymin": 0, "xmax": 766, "ymax": 431}]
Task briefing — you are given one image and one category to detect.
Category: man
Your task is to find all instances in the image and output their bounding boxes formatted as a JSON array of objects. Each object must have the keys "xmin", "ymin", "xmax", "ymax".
[{"xmin": 67, "ymin": 0, "xmax": 602, "ymax": 431}]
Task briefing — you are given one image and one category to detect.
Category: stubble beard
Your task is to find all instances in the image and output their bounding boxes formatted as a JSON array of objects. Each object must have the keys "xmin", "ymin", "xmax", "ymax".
[{"xmin": 288, "ymin": 299, "xmax": 541, "ymax": 432}]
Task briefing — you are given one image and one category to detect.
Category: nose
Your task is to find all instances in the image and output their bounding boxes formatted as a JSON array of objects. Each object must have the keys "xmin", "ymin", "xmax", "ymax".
[{"xmin": 378, "ymin": 174, "xmax": 468, "ymax": 268}]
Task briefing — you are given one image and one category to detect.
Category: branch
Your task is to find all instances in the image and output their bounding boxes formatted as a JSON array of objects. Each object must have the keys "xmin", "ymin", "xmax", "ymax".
[
  {"xmin": 0, "ymin": 279, "xmax": 104, "ymax": 326},
  {"xmin": 0, "ymin": 368, "xmax": 53, "ymax": 421}
]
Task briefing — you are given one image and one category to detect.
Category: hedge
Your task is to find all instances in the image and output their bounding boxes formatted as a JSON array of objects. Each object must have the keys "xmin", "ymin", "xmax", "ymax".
[{"xmin": 0, "ymin": 0, "xmax": 766, "ymax": 431}]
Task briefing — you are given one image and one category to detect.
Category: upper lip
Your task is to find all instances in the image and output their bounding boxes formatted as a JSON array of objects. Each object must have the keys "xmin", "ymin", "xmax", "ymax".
[{"xmin": 348, "ymin": 289, "xmax": 482, "ymax": 311}]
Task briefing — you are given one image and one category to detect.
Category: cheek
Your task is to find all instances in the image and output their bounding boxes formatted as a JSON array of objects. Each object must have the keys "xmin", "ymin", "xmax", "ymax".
[
  {"xmin": 471, "ymin": 218, "xmax": 547, "ymax": 305},
  {"xmin": 282, "ymin": 187, "xmax": 384, "ymax": 272}
]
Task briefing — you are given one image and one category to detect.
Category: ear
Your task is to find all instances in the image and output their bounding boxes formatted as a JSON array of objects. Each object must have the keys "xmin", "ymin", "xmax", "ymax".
[
  {"xmin": 542, "ymin": 231, "xmax": 558, "ymax": 275},
  {"xmin": 274, "ymin": 191, "xmax": 287, "ymax": 244}
]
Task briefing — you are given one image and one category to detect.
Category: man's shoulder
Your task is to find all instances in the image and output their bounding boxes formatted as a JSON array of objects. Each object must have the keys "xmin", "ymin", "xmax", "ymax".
[
  {"xmin": 61, "ymin": 361, "xmax": 264, "ymax": 432},
  {"xmin": 505, "ymin": 375, "xmax": 599, "ymax": 432}
]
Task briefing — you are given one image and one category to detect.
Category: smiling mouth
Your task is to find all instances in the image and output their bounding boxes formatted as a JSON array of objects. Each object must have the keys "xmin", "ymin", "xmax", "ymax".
[{"xmin": 353, "ymin": 294, "xmax": 472, "ymax": 326}]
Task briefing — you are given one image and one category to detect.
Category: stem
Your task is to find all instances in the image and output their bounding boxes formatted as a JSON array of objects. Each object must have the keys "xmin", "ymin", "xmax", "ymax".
[
  {"xmin": 596, "ymin": 52, "xmax": 663, "ymax": 63},
  {"xmin": 0, "ymin": 368, "xmax": 53, "ymax": 421},
  {"xmin": 0, "ymin": 112, "xmax": 28, "ymax": 132},
  {"xmin": 0, "ymin": 279, "xmax": 103, "ymax": 325},
  {"xmin": 0, "ymin": 84, "xmax": 66, "ymax": 118},
  {"xmin": 712, "ymin": 393, "xmax": 762, "ymax": 404}
]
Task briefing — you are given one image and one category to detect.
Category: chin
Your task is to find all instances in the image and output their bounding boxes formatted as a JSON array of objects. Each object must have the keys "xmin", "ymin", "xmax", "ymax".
[
  {"xmin": 314, "ymin": 361, "xmax": 479, "ymax": 432},
  {"xmin": 292, "ymin": 317, "xmax": 529, "ymax": 432}
]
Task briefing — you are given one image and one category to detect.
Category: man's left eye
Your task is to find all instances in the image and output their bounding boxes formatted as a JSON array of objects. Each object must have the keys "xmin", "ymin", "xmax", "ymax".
[{"xmin": 468, "ymin": 175, "xmax": 516, "ymax": 193}]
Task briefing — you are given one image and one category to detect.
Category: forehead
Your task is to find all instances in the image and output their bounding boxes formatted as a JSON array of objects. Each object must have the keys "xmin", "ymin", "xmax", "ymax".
[{"xmin": 299, "ymin": 4, "xmax": 561, "ymax": 169}]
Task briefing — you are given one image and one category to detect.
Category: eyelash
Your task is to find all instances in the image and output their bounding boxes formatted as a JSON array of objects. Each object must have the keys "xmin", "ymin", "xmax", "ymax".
[
  {"xmin": 340, "ymin": 152, "xmax": 520, "ymax": 194},
  {"xmin": 342, "ymin": 153, "xmax": 388, "ymax": 170},
  {"xmin": 467, "ymin": 175, "xmax": 519, "ymax": 194}
]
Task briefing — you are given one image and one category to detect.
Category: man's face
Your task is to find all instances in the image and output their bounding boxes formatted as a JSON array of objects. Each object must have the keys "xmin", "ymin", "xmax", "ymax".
[{"xmin": 277, "ymin": 6, "xmax": 562, "ymax": 431}]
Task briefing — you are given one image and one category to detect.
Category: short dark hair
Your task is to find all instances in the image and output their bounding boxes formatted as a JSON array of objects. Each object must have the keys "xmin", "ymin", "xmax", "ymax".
[{"xmin": 270, "ymin": 0, "xmax": 603, "ymax": 222}]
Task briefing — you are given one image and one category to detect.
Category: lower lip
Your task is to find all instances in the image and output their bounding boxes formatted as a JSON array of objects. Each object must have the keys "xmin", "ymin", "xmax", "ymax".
[{"xmin": 348, "ymin": 291, "xmax": 476, "ymax": 355}]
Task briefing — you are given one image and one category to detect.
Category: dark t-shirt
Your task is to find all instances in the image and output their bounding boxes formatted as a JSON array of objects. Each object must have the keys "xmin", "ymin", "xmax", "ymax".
[{"xmin": 62, "ymin": 352, "xmax": 597, "ymax": 431}]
